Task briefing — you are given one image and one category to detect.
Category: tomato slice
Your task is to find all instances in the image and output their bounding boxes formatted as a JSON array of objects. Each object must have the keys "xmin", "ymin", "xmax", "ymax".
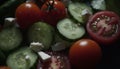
[
  {"xmin": 86, "ymin": 11, "xmax": 120, "ymax": 45},
  {"xmin": 37, "ymin": 51, "xmax": 71, "ymax": 69}
]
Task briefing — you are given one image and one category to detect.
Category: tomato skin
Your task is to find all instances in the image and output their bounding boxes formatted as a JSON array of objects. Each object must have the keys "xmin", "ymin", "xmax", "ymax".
[
  {"xmin": 40, "ymin": 0, "xmax": 66, "ymax": 26},
  {"xmin": 69, "ymin": 39, "xmax": 102, "ymax": 69},
  {"xmin": 86, "ymin": 11, "xmax": 120, "ymax": 45},
  {"xmin": 15, "ymin": 2, "xmax": 41, "ymax": 29},
  {"xmin": 0, "ymin": 66, "xmax": 11, "ymax": 69}
]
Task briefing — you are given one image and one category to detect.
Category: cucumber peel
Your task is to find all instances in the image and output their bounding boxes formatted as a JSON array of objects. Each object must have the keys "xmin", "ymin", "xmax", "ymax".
[{"xmin": 28, "ymin": 22, "xmax": 54, "ymax": 50}]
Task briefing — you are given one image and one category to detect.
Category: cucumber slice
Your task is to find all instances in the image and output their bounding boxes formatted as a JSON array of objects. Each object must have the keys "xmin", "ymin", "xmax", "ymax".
[
  {"xmin": 91, "ymin": 0, "xmax": 106, "ymax": 10},
  {"xmin": 0, "ymin": 27, "xmax": 22, "ymax": 51},
  {"xmin": 57, "ymin": 18, "xmax": 85, "ymax": 40},
  {"xmin": 28, "ymin": 22, "xmax": 54, "ymax": 50},
  {"xmin": 7, "ymin": 47, "xmax": 38, "ymax": 69},
  {"xmin": 68, "ymin": 2, "xmax": 92, "ymax": 24}
]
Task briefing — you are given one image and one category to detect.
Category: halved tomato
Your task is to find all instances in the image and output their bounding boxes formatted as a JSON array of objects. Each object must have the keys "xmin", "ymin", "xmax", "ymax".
[
  {"xmin": 37, "ymin": 51, "xmax": 71, "ymax": 69},
  {"xmin": 86, "ymin": 11, "xmax": 120, "ymax": 45}
]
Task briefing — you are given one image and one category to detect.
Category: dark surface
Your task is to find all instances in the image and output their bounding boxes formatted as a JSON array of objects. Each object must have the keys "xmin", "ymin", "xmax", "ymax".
[{"xmin": 95, "ymin": 40, "xmax": 120, "ymax": 69}]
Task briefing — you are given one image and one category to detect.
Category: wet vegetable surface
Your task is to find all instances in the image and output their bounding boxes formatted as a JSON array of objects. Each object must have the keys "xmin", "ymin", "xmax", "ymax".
[{"xmin": 0, "ymin": 0, "xmax": 120, "ymax": 69}]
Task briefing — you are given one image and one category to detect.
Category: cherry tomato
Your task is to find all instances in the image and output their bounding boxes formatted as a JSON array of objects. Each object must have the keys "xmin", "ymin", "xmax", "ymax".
[
  {"xmin": 37, "ymin": 51, "xmax": 71, "ymax": 69},
  {"xmin": 40, "ymin": 0, "xmax": 66, "ymax": 26},
  {"xmin": 0, "ymin": 66, "xmax": 11, "ymax": 69},
  {"xmin": 69, "ymin": 39, "xmax": 102, "ymax": 69},
  {"xmin": 15, "ymin": 1, "xmax": 41, "ymax": 29},
  {"xmin": 86, "ymin": 11, "xmax": 120, "ymax": 45}
]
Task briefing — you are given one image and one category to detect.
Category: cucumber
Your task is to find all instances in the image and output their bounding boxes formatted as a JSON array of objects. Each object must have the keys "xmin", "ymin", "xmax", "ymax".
[
  {"xmin": 91, "ymin": 0, "xmax": 106, "ymax": 10},
  {"xmin": 28, "ymin": 22, "xmax": 54, "ymax": 50},
  {"xmin": 57, "ymin": 18, "xmax": 85, "ymax": 40},
  {"xmin": 0, "ymin": 26, "xmax": 22, "ymax": 51},
  {"xmin": 7, "ymin": 47, "xmax": 38, "ymax": 69},
  {"xmin": 68, "ymin": 2, "xmax": 92, "ymax": 24}
]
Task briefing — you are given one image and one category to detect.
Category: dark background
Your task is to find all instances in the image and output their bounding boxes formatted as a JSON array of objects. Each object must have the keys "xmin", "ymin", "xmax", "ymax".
[{"xmin": 96, "ymin": 40, "xmax": 120, "ymax": 69}]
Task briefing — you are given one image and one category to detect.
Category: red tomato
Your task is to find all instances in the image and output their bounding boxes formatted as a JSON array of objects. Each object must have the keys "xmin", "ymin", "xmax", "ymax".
[
  {"xmin": 69, "ymin": 39, "xmax": 102, "ymax": 69},
  {"xmin": 37, "ymin": 51, "xmax": 71, "ymax": 69},
  {"xmin": 0, "ymin": 66, "xmax": 11, "ymax": 69},
  {"xmin": 40, "ymin": 0, "xmax": 66, "ymax": 26},
  {"xmin": 86, "ymin": 11, "xmax": 120, "ymax": 45},
  {"xmin": 15, "ymin": 2, "xmax": 41, "ymax": 29}
]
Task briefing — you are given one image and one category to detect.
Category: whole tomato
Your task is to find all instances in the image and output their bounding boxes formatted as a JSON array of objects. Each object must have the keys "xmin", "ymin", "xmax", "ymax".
[
  {"xmin": 69, "ymin": 39, "xmax": 102, "ymax": 69},
  {"xmin": 15, "ymin": 1, "xmax": 41, "ymax": 29},
  {"xmin": 86, "ymin": 11, "xmax": 120, "ymax": 45},
  {"xmin": 0, "ymin": 66, "xmax": 11, "ymax": 69},
  {"xmin": 40, "ymin": 0, "xmax": 67, "ymax": 26}
]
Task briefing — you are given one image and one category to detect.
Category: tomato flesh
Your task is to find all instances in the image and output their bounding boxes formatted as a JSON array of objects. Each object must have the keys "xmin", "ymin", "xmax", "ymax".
[
  {"xmin": 69, "ymin": 39, "xmax": 102, "ymax": 69},
  {"xmin": 87, "ymin": 11, "xmax": 120, "ymax": 45},
  {"xmin": 37, "ymin": 51, "xmax": 71, "ymax": 69}
]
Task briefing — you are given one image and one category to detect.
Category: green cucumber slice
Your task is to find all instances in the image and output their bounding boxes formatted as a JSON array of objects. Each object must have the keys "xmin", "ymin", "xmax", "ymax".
[
  {"xmin": 7, "ymin": 47, "xmax": 38, "ymax": 69},
  {"xmin": 68, "ymin": 2, "xmax": 92, "ymax": 24},
  {"xmin": 28, "ymin": 22, "xmax": 54, "ymax": 50},
  {"xmin": 91, "ymin": 0, "xmax": 106, "ymax": 10},
  {"xmin": 57, "ymin": 18, "xmax": 85, "ymax": 40},
  {"xmin": 0, "ymin": 27, "xmax": 22, "ymax": 51}
]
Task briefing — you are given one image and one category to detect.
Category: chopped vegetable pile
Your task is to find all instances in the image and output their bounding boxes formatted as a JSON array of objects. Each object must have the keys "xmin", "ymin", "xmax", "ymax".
[{"xmin": 0, "ymin": 0, "xmax": 120, "ymax": 69}]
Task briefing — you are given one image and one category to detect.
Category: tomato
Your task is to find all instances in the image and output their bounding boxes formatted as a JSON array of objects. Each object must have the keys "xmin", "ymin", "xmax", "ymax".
[
  {"xmin": 37, "ymin": 51, "xmax": 71, "ymax": 69},
  {"xmin": 69, "ymin": 39, "xmax": 102, "ymax": 69},
  {"xmin": 0, "ymin": 66, "xmax": 11, "ymax": 69},
  {"xmin": 15, "ymin": 1, "xmax": 41, "ymax": 29},
  {"xmin": 40, "ymin": 0, "xmax": 66, "ymax": 26},
  {"xmin": 86, "ymin": 11, "xmax": 120, "ymax": 45}
]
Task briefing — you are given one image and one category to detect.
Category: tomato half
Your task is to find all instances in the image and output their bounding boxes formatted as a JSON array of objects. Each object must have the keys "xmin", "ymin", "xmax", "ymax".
[
  {"xmin": 40, "ymin": 0, "xmax": 66, "ymax": 26},
  {"xmin": 15, "ymin": 1, "xmax": 41, "ymax": 29},
  {"xmin": 69, "ymin": 39, "xmax": 102, "ymax": 69},
  {"xmin": 37, "ymin": 51, "xmax": 71, "ymax": 69},
  {"xmin": 86, "ymin": 11, "xmax": 120, "ymax": 45},
  {"xmin": 0, "ymin": 66, "xmax": 11, "ymax": 69}
]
